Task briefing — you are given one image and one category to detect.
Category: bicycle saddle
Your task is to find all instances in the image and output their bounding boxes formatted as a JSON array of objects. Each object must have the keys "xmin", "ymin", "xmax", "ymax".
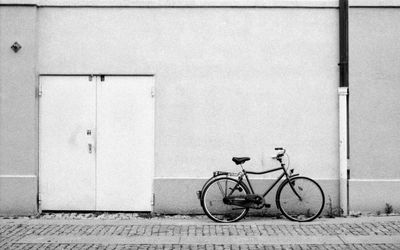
[{"xmin": 232, "ymin": 157, "xmax": 251, "ymax": 165}]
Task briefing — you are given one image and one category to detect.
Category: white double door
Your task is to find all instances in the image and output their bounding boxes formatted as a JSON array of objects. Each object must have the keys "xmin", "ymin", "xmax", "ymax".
[{"xmin": 39, "ymin": 76, "xmax": 154, "ymax": 211}]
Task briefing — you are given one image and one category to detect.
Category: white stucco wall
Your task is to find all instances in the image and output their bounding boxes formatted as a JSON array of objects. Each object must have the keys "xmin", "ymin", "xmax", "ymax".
[
  {"xmin": 350, "ymin": 8, "xmax": 400, "ymax": 180},
  {"xmin": 3, "ymin": 0, "xmax": 400, "ymax": 215},
  {"xmin": 38, "ymin": 7, "xmax": 339, "ymax": 181},
  {"xmin": 0, "ymin": 6, "xmax": 38, "ymax": 215},
  {"xmin": 349, "ymin": 7, "xmax": 400, "ymax": 213}
]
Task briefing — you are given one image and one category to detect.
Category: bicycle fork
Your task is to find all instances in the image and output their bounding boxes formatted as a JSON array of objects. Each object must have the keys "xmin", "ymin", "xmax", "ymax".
[
  {"xmin": 279, "ymin": 157, "xmax": 302, "ymax": 201},
  {"xmin": 287, "ymin": 175, "xmax": 302, "ymax": 201}
]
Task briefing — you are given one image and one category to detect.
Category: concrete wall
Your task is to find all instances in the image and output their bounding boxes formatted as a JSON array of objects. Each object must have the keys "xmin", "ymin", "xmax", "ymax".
[
  {"xmin": 349, "ymin": 7, "xmax": 400, "ymax": 213},
  {"xmin": 38, "ymin": 7, "xmax": 339, "ymax": 213},
  {"xmin": 0, "ymin": 6, "xmax": 38, "ymax": 215},
  {"xmin": 0, "ymin": 1, "xmax": 341, "ymax": 215},
  {"xmin": 2, "ymin": 0, "xmax": 400, "ymax": 216}
]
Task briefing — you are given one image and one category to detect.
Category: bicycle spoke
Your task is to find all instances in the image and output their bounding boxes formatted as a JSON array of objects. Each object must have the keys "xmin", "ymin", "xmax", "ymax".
[
  {"xmin": 216, "ymin": 181, "xmax": 225, "ymax": 197},
  {"xmin": 225, "ymin": 178, "xmax": 228, "ymax": 196}
]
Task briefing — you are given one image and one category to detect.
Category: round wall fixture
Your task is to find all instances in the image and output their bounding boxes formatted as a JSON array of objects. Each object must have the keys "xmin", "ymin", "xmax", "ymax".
[{"xmin": 11, "ymin": 42, "xmax": 22, "ymax": 53}]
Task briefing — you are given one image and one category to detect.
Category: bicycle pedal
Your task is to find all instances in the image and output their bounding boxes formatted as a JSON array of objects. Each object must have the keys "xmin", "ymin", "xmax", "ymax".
[{"xmin": 264, "ymin": 204, "xmax": 271, "ymax": 208}]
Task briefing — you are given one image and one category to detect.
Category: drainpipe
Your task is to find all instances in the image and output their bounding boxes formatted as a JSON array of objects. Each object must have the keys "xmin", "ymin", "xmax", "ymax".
[{"xmin": 338, "ymin": 0, "xmax": 349, "ymax": 216}]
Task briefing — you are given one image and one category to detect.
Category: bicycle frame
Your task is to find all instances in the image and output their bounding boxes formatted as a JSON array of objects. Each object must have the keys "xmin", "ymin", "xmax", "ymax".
[
  {"xmin": 242, "ymin": 167, "xmax": 286, "ymax": 197},
  {"xmin": 236, "ymin": 158, "xmax": 298, "ymax": 199},
  {"xmin": 198, "ymin": 151, "xmax": 300, "ymax": 203}
]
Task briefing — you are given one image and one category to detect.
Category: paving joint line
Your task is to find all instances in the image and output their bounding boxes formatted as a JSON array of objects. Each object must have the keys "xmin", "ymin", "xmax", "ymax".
[
  {"xmin": 337, "ymin": 235, "xmax": 346, "ymax": 244},
  {"xmin": 15, "ymin": 235, "xmax": 400, "ymax": 245}
]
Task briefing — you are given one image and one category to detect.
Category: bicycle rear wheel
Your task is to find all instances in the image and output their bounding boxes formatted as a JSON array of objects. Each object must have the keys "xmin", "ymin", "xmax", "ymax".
[
  {"xmin": 201, "ymin": 177, "xmax": 250, "ymax": 223},
  {"xmin": 276, "ymin": 176, "xmax": 325, "ymax": 222}
]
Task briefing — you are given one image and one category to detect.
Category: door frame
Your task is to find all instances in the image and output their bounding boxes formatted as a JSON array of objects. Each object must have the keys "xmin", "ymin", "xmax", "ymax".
[{"xmin": 38, "ymin": 74, "xmax": 156, "ymax": 212}]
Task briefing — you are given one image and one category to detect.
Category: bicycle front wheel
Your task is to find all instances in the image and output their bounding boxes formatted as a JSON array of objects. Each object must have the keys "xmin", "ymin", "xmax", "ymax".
[
  {"xmin": 276, "ymin": 176, "xmax": 325, "ymax": 222},
  {"xmin": 201, "ymin": 177, "xmax": 250, "ymax": 223}
]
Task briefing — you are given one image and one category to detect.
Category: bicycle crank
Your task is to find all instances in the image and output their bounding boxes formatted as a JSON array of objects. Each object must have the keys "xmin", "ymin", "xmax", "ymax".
[{"xmin": 225, "ymin": 194, "xmax": 266, "ymax": 209}]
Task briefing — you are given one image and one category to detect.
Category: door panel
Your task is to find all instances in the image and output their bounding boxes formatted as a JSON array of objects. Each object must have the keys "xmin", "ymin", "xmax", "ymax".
[
  {"xmin": 39, "ymin": 75, "xmax": 154, "ymax": 211},
  {"xmin": 39, "ymin": 76, "xmax": 96, "ymax": 210},
  {"xmin": 96, "ymin": 76, "xmax": 154, "ymax": 211}
]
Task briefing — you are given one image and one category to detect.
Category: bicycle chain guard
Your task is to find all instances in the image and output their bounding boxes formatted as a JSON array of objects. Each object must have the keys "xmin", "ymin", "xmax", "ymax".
[{"xmin": 225, "ymin": 194, "xmax": 266, "ymax": 209}]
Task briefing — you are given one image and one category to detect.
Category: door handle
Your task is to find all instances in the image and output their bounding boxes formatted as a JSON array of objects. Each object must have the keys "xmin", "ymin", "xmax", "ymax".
[{"xmin": 88, "ymin": 143, "xmax": 93, "ymax": 154}]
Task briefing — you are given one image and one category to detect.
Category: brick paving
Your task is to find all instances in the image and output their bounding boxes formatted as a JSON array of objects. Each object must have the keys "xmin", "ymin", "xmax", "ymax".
[
  {"xmin": 1, "ymin": 216, "xmax": 400, "ymax": 249},
  {"xmin": 3, "ymin": 244, "xmax": 400, "ymax": 250}
]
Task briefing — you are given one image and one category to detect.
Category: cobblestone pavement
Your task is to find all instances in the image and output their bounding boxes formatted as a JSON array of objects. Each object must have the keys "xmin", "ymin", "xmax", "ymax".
[{"xmin": 1, "ymin": 215, "xmax": 400, "ymax": 249}]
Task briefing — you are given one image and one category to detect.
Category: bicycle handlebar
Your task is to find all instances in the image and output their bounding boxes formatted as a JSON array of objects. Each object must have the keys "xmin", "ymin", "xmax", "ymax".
[{"xmin": 273, "ymin": 147, "xmax": 286, "ymax": 159}]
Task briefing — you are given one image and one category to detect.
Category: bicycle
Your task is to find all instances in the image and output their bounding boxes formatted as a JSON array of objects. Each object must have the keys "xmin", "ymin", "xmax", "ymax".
[{"xmin": 197, "ymin": 148, "xmax": 325, "ymax": 223}]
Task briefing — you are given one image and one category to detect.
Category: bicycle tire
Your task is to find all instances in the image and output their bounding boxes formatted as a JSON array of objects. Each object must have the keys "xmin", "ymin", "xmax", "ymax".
[
  {"xmin": 276, "ymin": 176, "xmax": 325, "ymax": 222},
  {"xmin": 201, "ymin": 177, "xmax": 250, "ymax": 223}
]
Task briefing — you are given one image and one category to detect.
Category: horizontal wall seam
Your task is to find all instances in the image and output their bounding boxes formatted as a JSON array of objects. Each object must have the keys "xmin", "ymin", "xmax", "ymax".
[
  {"xmin": 0, "ymin": 3, "xmax": 37, "ymax": 6},
  {"xmin": 0, "ymin": 4, "xmax": 338, "ymax": 8},
  {"xmin": 0, "ymin": 0, "xmax": 339, "ymax": 8},
  {"xmin": 0, "ymin": 175, "xmax": 37, "ymax": 178},
  {"xmin": 349, "ymin": 179, "xmax": 400, "ymax": 182},
  {"xmin": 2, "ymin": 0, "xmax": 400, "ymax": 7},
  {"xmin": 154, "ymin": 177, "xmax": 338, "ymax": 180},
  {"xmin": 2, "ymin": 4, "xmax": 400, "ymax": 8}
]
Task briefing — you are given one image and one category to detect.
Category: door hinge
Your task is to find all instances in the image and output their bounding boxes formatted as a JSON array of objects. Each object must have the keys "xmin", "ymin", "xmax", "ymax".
[
  {"xmin": 89, "ymin": 75, "xmax": 93, "ymax": 82},
  {"xmin": 151, "ymin": 193, "xmax": 155, "ymax": 206},
  {"xmin": 38, "ymin": 192, "xmax": 42, "ymax": 204},
  {"xmin": 38, "ymin": 82, "xmax": 43, "ymax": 97},
  {"xmin": 100, "ymin": 75, "xmax": 105, "ymax": 82}
]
